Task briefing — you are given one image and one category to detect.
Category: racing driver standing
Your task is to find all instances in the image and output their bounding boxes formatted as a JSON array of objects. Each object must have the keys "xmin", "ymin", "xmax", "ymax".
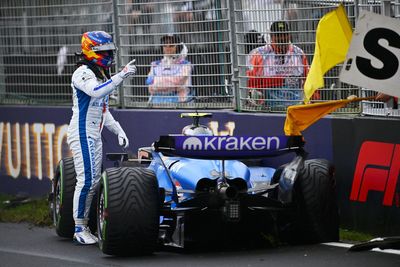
[{"xmin": 67, "ymin": 31, "xmax": 136, "ymax": 245}]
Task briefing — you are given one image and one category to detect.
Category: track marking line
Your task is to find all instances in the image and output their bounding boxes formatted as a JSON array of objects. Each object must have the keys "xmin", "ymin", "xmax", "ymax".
[{"xmin": 322, "ymin": 242, "xmax": 400, "ymax": 255}]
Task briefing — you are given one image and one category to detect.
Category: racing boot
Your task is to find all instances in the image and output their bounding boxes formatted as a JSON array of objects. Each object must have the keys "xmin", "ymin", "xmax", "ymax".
[{"xmin": 73, "ymin": 225, "xmax": 98, "ymax": 245}]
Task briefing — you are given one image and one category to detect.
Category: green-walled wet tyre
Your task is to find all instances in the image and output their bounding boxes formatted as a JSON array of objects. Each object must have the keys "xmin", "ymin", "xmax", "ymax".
[
  {"xmin": 52, "ymin": 157, "xmax": 75, "ymax": 238},
  {"xmin": 52, "ymin": 157, "xmax": 97, "ymax": 238},
  {"xmin": 97, "ymin": 167, "xmax": 160, "ymax": 256}
]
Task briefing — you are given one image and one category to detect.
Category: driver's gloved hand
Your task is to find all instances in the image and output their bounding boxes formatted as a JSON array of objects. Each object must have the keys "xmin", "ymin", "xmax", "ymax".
[
  {"xmin": 110, "ymin": 59, "xmax": 137, "ymax": 87},
  {"xmin": 118, "ymin": 59, "xmax": 137, "ymax": 79},
  {"xmin": 118, "ymin": 132, "xmax": 129, "ymax": 149}
]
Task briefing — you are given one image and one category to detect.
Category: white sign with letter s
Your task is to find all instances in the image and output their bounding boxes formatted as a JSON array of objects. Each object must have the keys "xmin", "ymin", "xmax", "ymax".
[{"xmin": 339, "ymin": 11, "xmax": 400, "ymax": 97}]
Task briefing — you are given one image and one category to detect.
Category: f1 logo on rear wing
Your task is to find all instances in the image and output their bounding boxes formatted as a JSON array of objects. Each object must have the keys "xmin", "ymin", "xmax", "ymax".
[{"xmin": 350, "ymin": 141, "xmax": 399, "ymax": 207}]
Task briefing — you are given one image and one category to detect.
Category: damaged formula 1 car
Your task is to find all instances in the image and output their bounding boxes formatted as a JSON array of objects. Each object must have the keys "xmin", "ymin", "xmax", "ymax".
[{"xmin": 50, "ymin": 113, "xmax": 339, "ymax": 256}]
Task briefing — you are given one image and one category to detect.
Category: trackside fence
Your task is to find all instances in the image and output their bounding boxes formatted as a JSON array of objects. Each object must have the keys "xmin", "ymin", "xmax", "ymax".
[{"xmin": 0, "ymin": 0, "xmax": 399, "ymax": 117}]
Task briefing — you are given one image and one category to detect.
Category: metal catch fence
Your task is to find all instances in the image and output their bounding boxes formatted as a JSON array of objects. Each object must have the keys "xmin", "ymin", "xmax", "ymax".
[
  {"xmin": 0, "ymin": 0, "xmax": 115, "ymax": 105},
  {"xmin": 0, "ymin": 0, "xmax": 398, "ymax": 117},
  {"xmin": 235, "ymin": 0, "xmax": 360, "ymax": 113},
  {"xmin": 117, "ymin": 0, "xmax": 233, "ymax": 109}
]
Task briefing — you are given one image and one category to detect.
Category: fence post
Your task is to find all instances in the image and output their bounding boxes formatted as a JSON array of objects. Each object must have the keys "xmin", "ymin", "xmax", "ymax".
[
  {"xmin": 228, "ymin": 0, "xmax": 241, "ymax": 111},
  {"xmin": 382, "ymin": 0, "xmax": 392, "ymax": 16},
  {"xmin": 112, "ymin": 0, "xmax": 124, "ymax": 109},
  {"xmin": 354, "ymin": 0, "xmax": 359, "ymax": 19}
]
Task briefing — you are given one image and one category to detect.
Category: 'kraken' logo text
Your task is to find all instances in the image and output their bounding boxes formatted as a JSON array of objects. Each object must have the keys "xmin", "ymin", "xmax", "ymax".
[{"xmin": 181, "ymin": 136, "xmax": 281, "ymax": 151}]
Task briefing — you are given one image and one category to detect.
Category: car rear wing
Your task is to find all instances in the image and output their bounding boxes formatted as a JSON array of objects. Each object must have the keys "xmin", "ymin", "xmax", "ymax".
[{"xmin": 153, "ymin": 135, "xmax": 304, "ymax": 159}]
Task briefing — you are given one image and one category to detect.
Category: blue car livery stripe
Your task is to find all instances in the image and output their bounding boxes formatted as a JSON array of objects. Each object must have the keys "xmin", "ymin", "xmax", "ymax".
[
  {"xmin": 94, "ymin": 79, "xmax": 112, "ymax": 91},
  {"xmin": 76, "ymin": 90, "xmax": 92, "ymax": 219}
]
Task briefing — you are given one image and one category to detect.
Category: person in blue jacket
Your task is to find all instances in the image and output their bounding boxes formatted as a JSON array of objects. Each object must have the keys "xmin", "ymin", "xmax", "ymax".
[{"xmin": 146, "ymin": 34, "xmax": 192, "ymax": 103}]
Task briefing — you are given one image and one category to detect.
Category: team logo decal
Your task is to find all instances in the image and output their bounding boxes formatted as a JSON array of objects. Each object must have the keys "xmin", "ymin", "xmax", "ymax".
[
  {"xmin": 350, "ymin": 140, "xmax": 399, "ymax": 207},
  {"xmin": 182, "ymin": 137, "xmax": 202, "ymax": 150},
  {"xmin": 180, "ymin": 136, "xmax": 281, "ymax": 151}
]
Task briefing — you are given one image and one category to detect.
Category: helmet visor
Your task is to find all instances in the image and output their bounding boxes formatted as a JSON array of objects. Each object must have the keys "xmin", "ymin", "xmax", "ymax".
[{"xmin": 91, "ymin": 42, "xmax": 116, "ymax": 52}]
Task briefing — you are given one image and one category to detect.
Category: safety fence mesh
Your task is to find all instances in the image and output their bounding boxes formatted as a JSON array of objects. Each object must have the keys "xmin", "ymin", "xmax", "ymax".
[
  {"xmin": 0, "ymin": 0, "xmax": 398, "ymax": 117},
  {"xmin": 235, "ymin": 0, "xmax": 359, "ymax": 113},
  {"xmin": 117, "ymin": 0, "xmax": 233, "ymax": 109},
  {"xmin": 0, "ymin": 0, "xmax": 115, "ymax": 105}
]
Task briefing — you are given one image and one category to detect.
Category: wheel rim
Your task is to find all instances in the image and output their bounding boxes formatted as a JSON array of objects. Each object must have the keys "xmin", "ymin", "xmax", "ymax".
[
  {"xmin": 98, "ymin": 187, "xmax": 106, "ymax": 242},
  {"xmin": 53, "ymin": 180, "xmax": 61, "ymax": 226}
]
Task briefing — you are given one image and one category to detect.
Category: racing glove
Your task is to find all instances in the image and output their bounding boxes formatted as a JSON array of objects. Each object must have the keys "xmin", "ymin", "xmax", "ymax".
[
  {"xmin": 118, "ymin": 131, "xmax": 129, "ymax": 149},
  {"xmin": 112, "ymin": 121, "xmax": 129, "ymax": 149},
  {"xmin": 118, "ymin": 59, "xmax": 137, "ymax": 79},
  {"xmin": 110, "ymin": 59, "xmax": 137, "ymax": 87}
]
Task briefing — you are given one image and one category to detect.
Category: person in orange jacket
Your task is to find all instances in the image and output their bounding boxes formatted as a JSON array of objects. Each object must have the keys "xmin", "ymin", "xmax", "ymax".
[{"xmin": 246, "ymin": 21, "xmax": 319, "ymax": 108}]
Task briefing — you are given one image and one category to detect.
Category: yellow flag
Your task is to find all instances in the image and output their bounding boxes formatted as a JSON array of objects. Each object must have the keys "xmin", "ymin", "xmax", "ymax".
[
  {"xmin": 284, "ymin": 97, "xmax": 372, "ymax": 136},
  {"xmin": 303, "ymin": 4, "xmax": 353, "ymax": 103}
]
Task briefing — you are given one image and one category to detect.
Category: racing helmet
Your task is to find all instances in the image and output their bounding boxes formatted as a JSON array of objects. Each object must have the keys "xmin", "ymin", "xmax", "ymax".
[
  {"xmin": 81, "ymin": 31, "xmax": 116, "ymax": 69},
  {"xmin": 160, "ymin": 34, "xmax": 183, "ymax": 54},
  {"xmin": 182, "ymin": 124, "xmax": 213, "ymax": 136}
]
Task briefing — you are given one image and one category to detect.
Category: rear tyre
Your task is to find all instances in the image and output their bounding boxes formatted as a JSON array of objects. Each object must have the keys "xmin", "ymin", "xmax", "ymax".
[
  {"xmin": 280, "ymin": 159, "xmax": 339, "ymax": 244},
  {"xmin": 53, "ymin": 157, "xmax": 75, "ymax": 237},
  {"xmin": 52, "ymin": 157, "xmax": 97, "ymax": 238},
  {"xmin": 98, "ymin": 167, "xmax": 159, "ymax": 256}
]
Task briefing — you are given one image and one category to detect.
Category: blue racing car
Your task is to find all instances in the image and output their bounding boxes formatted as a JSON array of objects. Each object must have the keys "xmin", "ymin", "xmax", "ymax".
[{"xmin": 50, "ymin": 112, "xmax": 339, "ymax": 256}]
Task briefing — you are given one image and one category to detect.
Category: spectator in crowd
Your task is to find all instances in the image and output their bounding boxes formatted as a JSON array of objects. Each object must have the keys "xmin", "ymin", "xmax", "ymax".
[
  {"xmin": 146, "ymin": 34, "xmax": 192, "ymax": 103},
  {"xmin": 67, "ymin": 31, "xmax": 136, "ymax": 245},
  {"xmin": 246, "ymin": 21, "xmax": 318, "ymax": 108},
  {"xmin": 244, "ymin": 30, "xmax": 266, "ymax": 54}
]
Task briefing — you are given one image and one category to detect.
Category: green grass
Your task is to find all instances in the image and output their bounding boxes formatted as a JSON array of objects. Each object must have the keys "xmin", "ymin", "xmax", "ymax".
[
  {"xmin": 340, "ymin": 228, "xmax": 374, "ymax": 243},
  {"xmin": 0, "ymin": 195, "xmax": 53, "ymax": 226}
]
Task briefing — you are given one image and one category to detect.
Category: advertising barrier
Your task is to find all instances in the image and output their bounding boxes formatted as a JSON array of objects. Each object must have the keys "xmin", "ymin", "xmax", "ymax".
[
  {"xmin": 0, "ymin": 106, "xmax": 332, "ymax": 197},
  {"xmin": 1, "ymin": 106, "xmax": 399, "ymax": 235},
  {"xmin": 0, "ymin": 107, "xmax": 72, "ymax": 196},
  {"xmin": 332, "ymin": 117, "xmax": 400, "ymax": 236}
]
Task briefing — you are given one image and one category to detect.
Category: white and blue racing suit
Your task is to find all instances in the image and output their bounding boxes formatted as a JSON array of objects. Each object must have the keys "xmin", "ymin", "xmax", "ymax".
[{"xmin": 67, "ymin": 64, "xmax": 126, "ymax": 226}]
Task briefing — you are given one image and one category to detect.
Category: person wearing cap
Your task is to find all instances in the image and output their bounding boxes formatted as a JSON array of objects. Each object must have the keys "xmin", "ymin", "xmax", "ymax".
[
  {"xmin": 146, "ymin": 34, "xmax": 192, "ymax": 103},
  {"xmin": 67, "ymin": 31, "xmax": 137, "ymax": 245},
  {"xmin": 246, "ymin": 21, "xmax": 319, "ymax": 108}
]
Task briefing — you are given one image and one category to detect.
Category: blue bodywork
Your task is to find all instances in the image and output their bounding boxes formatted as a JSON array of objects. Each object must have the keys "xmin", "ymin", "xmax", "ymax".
[
  {"xmin": 136, "ymin": 131, "xmax": 305, "ymax": 247},
  {"xmin": 148, "ymin": 152, "xmax": 276, "ymax": 206},
  {"xmin": 145, "ymin": 134, "xmax": 304, "ymax": 208}
]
